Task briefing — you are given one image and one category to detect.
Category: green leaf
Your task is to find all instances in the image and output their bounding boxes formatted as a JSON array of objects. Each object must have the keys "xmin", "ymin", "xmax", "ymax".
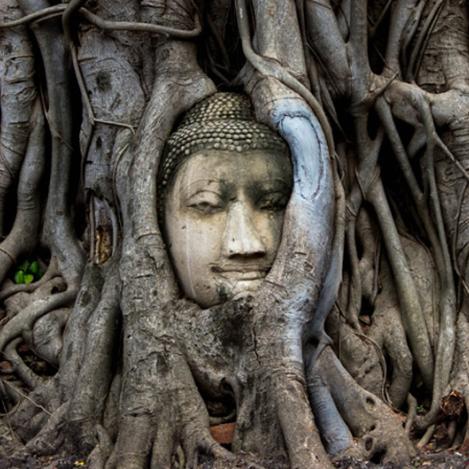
[
  {"xmin": 29, "ymin": 261, "xmax": 39, "ymax": 275},
  {"xmin": 24, "ymin": 274, "xmax": 34, "ymax": 284},
  {"xmin": 14, "ymin": 270, "xmax": 25, "ymax": 284}
]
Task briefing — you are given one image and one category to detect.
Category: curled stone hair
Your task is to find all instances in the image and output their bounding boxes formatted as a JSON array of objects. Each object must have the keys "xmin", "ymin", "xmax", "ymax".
[{"xmin": 157, "ymin": 92, "xmax": 289, "ymax": 220}]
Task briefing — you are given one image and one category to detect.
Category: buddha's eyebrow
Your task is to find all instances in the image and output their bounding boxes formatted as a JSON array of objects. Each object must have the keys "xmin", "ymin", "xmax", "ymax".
[
  {"xmin": 181, "ymin": 179, "xmax": 223, "ymax": 199},
  {"xmin": 251, "ymin": 178, "xmax": 292, "ymax": 191}
]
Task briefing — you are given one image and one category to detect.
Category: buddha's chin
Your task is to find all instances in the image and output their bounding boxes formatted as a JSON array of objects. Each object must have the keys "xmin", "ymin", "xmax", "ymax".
[
  {"xmin": 194, "ymin": 278, "xmax": 265, "ymax": 308},
  {"xmin": 223, "ymin": 278, "xmax": 264, "ymax": 302}
]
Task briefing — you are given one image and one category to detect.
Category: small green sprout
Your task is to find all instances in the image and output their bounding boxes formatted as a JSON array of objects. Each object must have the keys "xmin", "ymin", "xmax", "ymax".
[
  {"xmin": 14, "ymin": 270, "xmax": 25, "ymax": 284},
  {"xmin": 24, "ymin": 274, "xmax": 34, "ymax": 284},
  {"xmin": 29, "ymin": 260, "xmax": 39, "ymax": 275},
  {"xmin": 13, "ymin": 258, "xmax": 43, "ymax": 285},
  {"xmin": 416, "ymin": 404, "xmax": 426, "ymax": 414}
]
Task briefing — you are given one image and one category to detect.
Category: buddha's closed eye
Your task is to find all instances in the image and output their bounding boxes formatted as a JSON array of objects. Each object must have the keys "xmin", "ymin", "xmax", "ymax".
[{"xmin": 187, "ymin": 191, "xmax": 224, "ymax": 214}]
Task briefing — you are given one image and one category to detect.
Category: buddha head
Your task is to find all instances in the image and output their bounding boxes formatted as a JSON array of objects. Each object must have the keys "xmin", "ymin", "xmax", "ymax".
[{"xmin": 158, "ymin": 93, "xmax": 293, "ymax": 308}]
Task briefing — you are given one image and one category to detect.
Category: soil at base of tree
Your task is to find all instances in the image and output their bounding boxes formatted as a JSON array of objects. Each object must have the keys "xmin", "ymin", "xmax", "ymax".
[{"xmin": 0, "ymin": 443, "xmax": 467, "ymax": 469}]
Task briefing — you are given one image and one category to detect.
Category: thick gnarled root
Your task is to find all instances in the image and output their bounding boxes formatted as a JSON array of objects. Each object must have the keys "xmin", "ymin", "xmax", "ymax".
[
  {"xmin": 231, "ymin": 365, "xmax": 331, "ymax": 469},
  {"xmin": 102, "ymin": 377, "xmax": 233, "ymax": 469},
  {"xmin": 307, "ymin": 346, "xmax": 415, "ymax": 465}
]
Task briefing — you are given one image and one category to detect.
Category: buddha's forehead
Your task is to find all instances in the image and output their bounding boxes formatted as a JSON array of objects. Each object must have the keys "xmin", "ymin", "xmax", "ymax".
[{"xmin": 174, "ymin": 149, "xmax": 292, "ymax": 188}]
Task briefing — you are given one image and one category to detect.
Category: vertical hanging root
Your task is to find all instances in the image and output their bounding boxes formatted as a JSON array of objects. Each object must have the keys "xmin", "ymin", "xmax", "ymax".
[
  {"xmin": 66, "ymin": 261, "xmax": 121, "ymax": 452},
  {"xmin": 308, "ymin": 159, "xmax": 346, "ymax": 352},
  {"xmin": 307, "ymin": 347, "xmax": 414, "ymax": 464},
  {"xmin": 0, "ymin": 100, "xmax": 45, "ymax": 285},
  {"xmin": 371, "ymin": 290, "xmax": 413, "ymax": 408},
  {"xmin": 58, "ymin": 264, "xmax": 104, "ymax": 398},
  {"xmin": 274, "ymin": 369, "xmax": 334, "ymax": 468},
  {"xmin": 368, "ymin": 177, "xmax": 434, "ymax": 388},
  {"xmin": 377, "ymin": 98, "xmax": 458, "ymax": 418},
  {"xmin": 18, "ymin": 0, "xmax": 85, "ymax": 288},
  {"xmin": 0, "ymin": 0, "xmax": 36, "ymax": 236}
]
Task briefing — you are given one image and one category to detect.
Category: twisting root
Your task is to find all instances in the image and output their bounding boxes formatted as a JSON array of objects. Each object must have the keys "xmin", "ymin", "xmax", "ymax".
[
  {"xmin": 0, "ymin": 4, "xmax": 64, "ymax": 28},
  {"xmin": 4, "ymin": 338, "xmax": 44, "ymax": 389},
  {"xmin": 32, "ymin": 307, "xmax": 70, "ymax": 366},
  {"xmin": 1, "ymin": 4, "xmax": 202, "ymax": 38},
  {"xmin": 235, "ymin": 0, "xmax": 335, "ymax": 155},
  {"xmin": 416, "ymin": 424, "xmax": 435, "ymax": 449},
  {"xmin": 62, "ymin": 0, "xmax": 87, "ymax": 45},
  {"xmin": 0, "ymin": 289, "xmax": 76, "ymax": 353}
]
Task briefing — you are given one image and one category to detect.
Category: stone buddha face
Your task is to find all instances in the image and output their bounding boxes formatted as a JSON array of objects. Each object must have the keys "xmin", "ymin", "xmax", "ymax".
[
  {"xmin": 164, "ymin": 148, "xmax": 292, "ymax": 308},
  {"xmin": 159, "ymin": 93, "xmax": 292, "ymax": 308}
]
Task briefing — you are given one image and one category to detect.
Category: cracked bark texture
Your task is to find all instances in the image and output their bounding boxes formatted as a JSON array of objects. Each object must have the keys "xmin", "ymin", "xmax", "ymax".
[{"xmin": 0, "ymin": 0, "xmax": 468, "ymax": 468}]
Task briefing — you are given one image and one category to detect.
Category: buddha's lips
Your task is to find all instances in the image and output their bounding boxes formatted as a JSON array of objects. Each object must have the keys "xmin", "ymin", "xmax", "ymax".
[{"xmin": 211, "ymin": 265, "xmax": 270, "ymax": 280}]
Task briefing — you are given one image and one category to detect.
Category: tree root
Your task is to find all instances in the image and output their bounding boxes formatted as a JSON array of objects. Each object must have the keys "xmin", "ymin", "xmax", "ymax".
[
  {"xmin": 368, "ymin": 177, "xmax": 434, "ymax": 389},
  {"xmin": 66, "ymin": 261, "xmax": 120, "ymax": 452},
  {"xmin": 0, "ymin": 0, "xmax": 36, "ymax": 236},
  {"xmin": 235, "ymin": 0, "xmax": 335, "ymax": 156},
  {"xmin": 32, "ymin": 307, "xmax": 69, "ymax": 366},
  {"xmin": 1, "ymin": 1, "xmax": 468, "ymax": 466},
  {"xmin": 443, "ymin": 310, "xmax": 469, "ymax": 450},
  {"xmin": 308, "ymin": 346, "xmax": 415, "ymax": 465},
  {"xmin": 24, "ymin": 402, "xmax": 67, "ymax": 456},
  {"xmin": 87, "ymin": 425, "xmax": 113, "ymax": 469},
  {"xmin": 58, "ymin": 264, "xmax": 104, "ymax": 399},
  {"xmin": 367, "ymin": 259, "xmax": 413, "ymax": 408},
  {"xmin": 19, "ymin": 0, "xmax": 86, "ymax": 288},
  {"xmin": 0, "ymin": 289, "xmax": 76, "ymax": 353},
  {"xmin": 2, "ymin": 266, "xmax": 106, "ymax": 452},
  {"xmin": 108, "ymin": 363, "xmax": 233, "ymax": 469},
  {"xmin": 0, "ymin": 99, "xmax": 45, "ymax": 286},
  {"xmin": 7, "ymin": 379, "xmax": 57, "ymax": 442},
  {"xmin": 4, "ymin": 338, "xmax": 44, "ymax": 389},
  {"xmin": 3, "ymin": 276, "xmax": 66, "ymax": 324}
]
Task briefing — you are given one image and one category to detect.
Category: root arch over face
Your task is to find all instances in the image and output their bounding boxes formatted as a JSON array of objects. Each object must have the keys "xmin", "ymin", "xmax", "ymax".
[{"xmin": 0, "ymin": 0, "xmax": 468, "ymax": 468}]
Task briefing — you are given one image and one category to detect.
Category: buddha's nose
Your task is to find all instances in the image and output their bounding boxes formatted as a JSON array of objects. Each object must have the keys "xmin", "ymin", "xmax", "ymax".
[{"xmin": 222, "ymin": 202, "xmax": 266, "ymax": 258}]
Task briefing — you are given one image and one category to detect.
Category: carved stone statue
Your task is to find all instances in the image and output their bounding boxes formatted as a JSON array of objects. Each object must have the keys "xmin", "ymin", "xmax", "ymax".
[{"xmin": 158, "ymin": 93, "xmax": 293, "ymax": 307}]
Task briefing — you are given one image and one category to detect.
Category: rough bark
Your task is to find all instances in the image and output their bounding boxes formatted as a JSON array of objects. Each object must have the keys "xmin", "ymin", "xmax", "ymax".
[{"xmin": 0, "ymin": 0, "xmax": 468, "ymax": 468}]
